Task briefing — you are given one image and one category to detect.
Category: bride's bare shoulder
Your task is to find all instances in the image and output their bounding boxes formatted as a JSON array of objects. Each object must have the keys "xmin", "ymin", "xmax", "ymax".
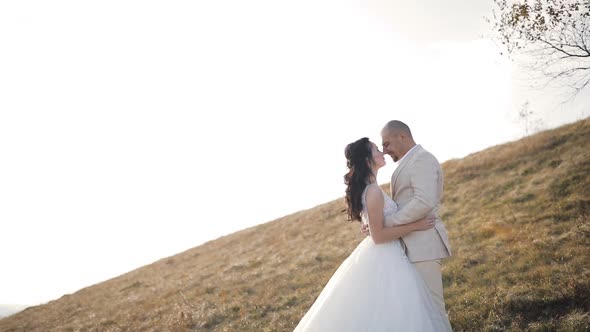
[{"xmin": 365, "ymin": 184, "xmax": 383, "ymax": 202}]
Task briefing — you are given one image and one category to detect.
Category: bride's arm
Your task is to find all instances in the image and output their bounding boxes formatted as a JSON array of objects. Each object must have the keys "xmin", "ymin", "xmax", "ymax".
[{"xmin": 365, "ymin": 185, "xmax": 434, "ymax": 244}]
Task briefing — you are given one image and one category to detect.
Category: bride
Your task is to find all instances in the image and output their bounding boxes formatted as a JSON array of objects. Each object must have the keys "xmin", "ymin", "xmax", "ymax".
[{"xmin": 293, "ymin": 137, "xmax": 452, "ymax": 331}]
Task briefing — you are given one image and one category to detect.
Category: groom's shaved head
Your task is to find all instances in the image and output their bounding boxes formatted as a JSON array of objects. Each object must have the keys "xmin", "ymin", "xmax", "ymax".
[
  {"xmin": 383, "ymin": 120, "xmax": 413, "ymax": 138},
  {"xmin": 381, "ymin": 120, "xmax": 416, "ymax": 162}
]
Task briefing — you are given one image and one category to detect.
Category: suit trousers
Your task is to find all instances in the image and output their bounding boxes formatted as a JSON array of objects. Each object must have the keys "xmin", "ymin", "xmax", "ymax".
[{"xmin": 413, "ymin": 259, "xmax": 453, "ymax": 331}]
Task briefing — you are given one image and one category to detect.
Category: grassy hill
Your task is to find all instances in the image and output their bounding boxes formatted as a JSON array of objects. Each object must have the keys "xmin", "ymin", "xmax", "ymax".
[
  {"xmin": 1, "ymin": 118, "xmax": 589, "ymax": 332},
  {"xmin": 0, "ymin": 305, "xmax": 28, "ymax": 319}
]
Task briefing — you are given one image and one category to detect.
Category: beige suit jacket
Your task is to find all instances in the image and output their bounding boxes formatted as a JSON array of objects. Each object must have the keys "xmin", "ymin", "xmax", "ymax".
[{"xmin": 385, "ymin": 145, "xmax": 451, "ymax": 263}]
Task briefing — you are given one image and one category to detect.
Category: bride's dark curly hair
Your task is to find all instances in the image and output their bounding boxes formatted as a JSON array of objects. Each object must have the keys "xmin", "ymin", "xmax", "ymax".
[{"xmin": 344, "ymin": 137, "xmax": 375, "ymax": 222}]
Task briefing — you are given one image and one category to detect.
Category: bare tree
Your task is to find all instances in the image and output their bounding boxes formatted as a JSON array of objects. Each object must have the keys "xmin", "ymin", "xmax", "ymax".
[
  {"xmin": 515, "ymin": 100, "xmax": 545, "ymax": 135},
  {"xmin": 489, "ymin": 0, "xmax": 590, "ymax": 97}
]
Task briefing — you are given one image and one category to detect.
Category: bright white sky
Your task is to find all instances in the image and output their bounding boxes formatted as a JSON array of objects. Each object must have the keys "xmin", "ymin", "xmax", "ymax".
[{"xmin": 1, "ymin": 0, "xmax": 587, "ymax": 306}]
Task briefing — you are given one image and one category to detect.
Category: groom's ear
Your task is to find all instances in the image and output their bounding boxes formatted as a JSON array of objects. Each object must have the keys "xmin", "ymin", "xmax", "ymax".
[{"xmin": 400, "ymin": 132, "xmax": 409, "ymax": 142}]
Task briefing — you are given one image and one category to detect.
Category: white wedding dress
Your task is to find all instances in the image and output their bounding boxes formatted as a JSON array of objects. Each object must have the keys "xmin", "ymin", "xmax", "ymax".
[{"xmin": 293, "ymin": 185, "xmax": 451, "ymax": 332}]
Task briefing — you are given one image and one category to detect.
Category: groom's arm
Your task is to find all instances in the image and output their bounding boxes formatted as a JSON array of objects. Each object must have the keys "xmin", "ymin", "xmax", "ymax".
[
  {"xmin": 386, "ymin": 154, "xmax": 440, "ymax": 225},
  {"xmin": 365, "ymin": 185, "xmax": 434, "ymax": 244}
]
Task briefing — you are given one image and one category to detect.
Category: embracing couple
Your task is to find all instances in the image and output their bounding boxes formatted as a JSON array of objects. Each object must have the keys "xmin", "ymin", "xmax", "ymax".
[{"xmin": 294, "ymin": 120, "xmax": 453, "ymax": 331}]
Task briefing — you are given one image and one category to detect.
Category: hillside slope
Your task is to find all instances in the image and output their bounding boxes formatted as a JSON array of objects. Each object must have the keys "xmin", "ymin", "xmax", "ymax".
[
  {"xmin": 0, "ymin": 305, "xmax": 27, "ymax": 319},
  {"xmin": 1, "ymin": 118, "xmax": 589, "ymax": 332}
]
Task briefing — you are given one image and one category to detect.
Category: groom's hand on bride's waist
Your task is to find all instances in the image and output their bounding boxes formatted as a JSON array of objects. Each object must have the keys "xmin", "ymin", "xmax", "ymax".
[
  {"xmin": 360, "ymin": 224, "xmax": 370, "ymax": 236},
  {"xmin": 360, "ymin": 217, "xmax": 435, "ymax": 237}
]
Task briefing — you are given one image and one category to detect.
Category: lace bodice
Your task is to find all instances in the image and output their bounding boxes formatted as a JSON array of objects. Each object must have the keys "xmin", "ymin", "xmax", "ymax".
[{"xmin": 361, "ymin": 184, "xmax": 398, "ymax": 227}]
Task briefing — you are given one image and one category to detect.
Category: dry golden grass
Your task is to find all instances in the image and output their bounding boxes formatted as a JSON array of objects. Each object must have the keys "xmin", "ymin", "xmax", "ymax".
[{"xmin": 1, "ymin": 118, "xmax": 589, "ymax": 332}]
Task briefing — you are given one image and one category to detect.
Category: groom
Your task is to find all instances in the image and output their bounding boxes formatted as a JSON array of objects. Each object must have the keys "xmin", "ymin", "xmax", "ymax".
[{"xmin": 363, "ymin": 120, "xmax": 452, "ymax": 328}]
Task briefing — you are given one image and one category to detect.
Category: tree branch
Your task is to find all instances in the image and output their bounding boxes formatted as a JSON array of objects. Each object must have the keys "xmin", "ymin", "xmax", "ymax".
[{"xmin": 539, "ymin": 39, "xmax": 590, "ymax": 58}]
